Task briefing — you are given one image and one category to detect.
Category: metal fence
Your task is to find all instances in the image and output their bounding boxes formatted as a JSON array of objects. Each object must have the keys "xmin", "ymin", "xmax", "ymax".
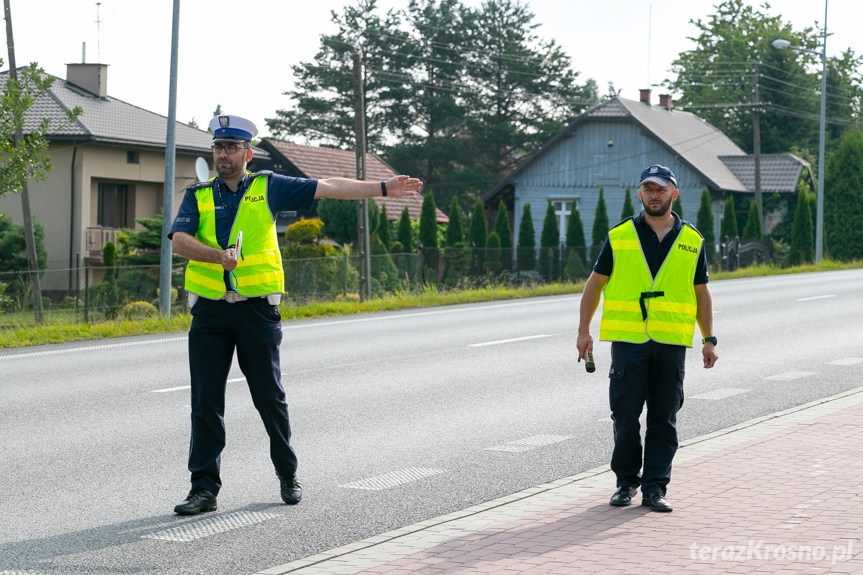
[{"xmin": 0, "ymin": 247, "xmax": 593, "ymax": 328}]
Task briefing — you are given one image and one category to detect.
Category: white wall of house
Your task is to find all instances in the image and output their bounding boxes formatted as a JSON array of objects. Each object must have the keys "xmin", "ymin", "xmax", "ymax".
[{"xmin": 0, "ymin": 143, "xmax": 203, "ymax": 290}]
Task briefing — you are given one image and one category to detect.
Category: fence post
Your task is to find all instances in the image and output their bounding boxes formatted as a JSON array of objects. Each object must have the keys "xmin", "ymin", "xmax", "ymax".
[{"xmin": 84, "ymin": 267, "xmax": 89, "ymax": 324}]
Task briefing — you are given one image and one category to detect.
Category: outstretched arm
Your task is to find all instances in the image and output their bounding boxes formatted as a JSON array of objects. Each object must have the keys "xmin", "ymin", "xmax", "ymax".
[{"xmin": 314, "ymin": 175, "xmax": 422, "ymax": 199}]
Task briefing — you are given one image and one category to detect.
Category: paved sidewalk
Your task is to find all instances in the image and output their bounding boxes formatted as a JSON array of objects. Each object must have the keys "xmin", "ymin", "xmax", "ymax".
[{"xmin": 256, "ymin": 388, "xmax": 863, "ymax": 575}]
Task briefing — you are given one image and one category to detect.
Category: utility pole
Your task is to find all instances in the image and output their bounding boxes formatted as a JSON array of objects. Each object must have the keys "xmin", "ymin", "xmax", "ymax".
[
  {"xmin": 4, "ymin": 0, "xmax": 44, "ymax": 323},
  {"xmin": 751, "ymin": 61, "xmax": 763, "ymax": 229},
  {"xmin": 159, "ymin": 0, "xmax": 180, "ymax": 317},
  {"xmin": 353, "ymin": 51, "xmax": 371, "ymax": 301}
]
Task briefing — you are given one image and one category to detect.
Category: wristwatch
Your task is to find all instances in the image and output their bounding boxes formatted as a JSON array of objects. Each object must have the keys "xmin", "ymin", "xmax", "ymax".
[{"xmin": 702, "ymin": 336, "xmax": 717, "ymax": 345}]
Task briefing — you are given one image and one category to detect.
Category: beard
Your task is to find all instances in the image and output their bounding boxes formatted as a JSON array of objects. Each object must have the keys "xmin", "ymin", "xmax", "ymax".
[
  {"xmin": 641, "ymin": 194, "xmax": 673, "ymax": 217},
  {"xmin": 216, "ymin": 156, "xmax": 243, "ymax": 179}
]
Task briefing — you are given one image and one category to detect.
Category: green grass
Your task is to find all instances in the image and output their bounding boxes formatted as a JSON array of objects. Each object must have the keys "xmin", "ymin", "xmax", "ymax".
[{"xmin": 1, "ymin": 259, "xmax": 860, "ymax": 350}]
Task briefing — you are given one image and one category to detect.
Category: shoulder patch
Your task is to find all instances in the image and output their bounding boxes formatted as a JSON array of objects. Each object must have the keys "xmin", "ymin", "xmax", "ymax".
[{"xmin": 250, "ymin": 169, "xmax": 274, "ymax": 179}]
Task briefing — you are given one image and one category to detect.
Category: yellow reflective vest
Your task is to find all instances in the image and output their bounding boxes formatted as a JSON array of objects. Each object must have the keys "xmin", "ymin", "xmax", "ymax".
[
  {"xmin": 184, "ymin": 174, "xmax": 284, "ymax": 300},
  {"xmin": 599, "ymin": 218, "xmax": 702, "ymax": 347}
]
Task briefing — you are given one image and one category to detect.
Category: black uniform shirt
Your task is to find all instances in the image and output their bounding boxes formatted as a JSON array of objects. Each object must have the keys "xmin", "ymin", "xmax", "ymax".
[{"xmin": 593, "ymin": 210, "xmax": 709, "ymax": 284}]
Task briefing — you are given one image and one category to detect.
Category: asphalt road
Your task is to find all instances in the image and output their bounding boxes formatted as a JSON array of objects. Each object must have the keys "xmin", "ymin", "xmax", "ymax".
[{"xmin": 1, "ymin": 269, "xmax": 861, "ymax": 575}]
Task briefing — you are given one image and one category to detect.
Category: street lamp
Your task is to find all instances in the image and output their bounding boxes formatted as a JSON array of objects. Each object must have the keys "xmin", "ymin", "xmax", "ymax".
[{"xmin": 772, "ymin": 1, "xmax": 828, "ymax": 264}]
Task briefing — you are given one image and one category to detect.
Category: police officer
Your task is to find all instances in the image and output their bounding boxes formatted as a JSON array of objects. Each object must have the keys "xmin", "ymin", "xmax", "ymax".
[
  {"xmin": 576, "ymin": 164, "xmax": 718, "ymax": 513},
  {"xmin": 169, "ymin": 115, "xmax": 422, "ymax": 515}
]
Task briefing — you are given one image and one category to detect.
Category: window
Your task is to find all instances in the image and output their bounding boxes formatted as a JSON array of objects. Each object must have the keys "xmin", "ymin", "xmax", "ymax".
[
  {"xmin": 97, "ymin": 182, "xmax": 131, "ymax": 228},
  {"xmin": 552, "ymin": 199, "xmax": 578, "ymax": 244},
  {"xmin": 126, "ymin": 151, "xmax": 139, "ymax": 164}
]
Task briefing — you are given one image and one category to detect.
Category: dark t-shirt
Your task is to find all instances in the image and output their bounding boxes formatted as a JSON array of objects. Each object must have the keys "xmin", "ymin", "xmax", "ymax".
[
  {"xmin": 593, "ymin": 211, "xmax": 709, "ymax": 284},
  {"xmin": 167, "ymin": 171, "xmax": 318, "ymax": 248}
]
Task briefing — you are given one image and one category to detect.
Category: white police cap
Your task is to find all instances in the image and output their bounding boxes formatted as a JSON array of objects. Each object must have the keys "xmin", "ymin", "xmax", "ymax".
[{"xmin": 209, "ymin": 115, "xmax": 258, "ymax": 142}]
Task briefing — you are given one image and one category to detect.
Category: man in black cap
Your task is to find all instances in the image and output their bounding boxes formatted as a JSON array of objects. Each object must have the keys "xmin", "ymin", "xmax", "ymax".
[
  {"xmin": 169, "ymin": 115, "xmax": 422, "ymax": 515},
  {"xmin": 576, "ymin": 164, "xmax": 718, "ymax": 512}
]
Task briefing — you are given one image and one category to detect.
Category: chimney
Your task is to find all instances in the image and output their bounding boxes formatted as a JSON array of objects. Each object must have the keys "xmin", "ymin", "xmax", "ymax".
[
  {"xmin": 659, "ymin": 94, "xmax": 672, "ymax": 109},
  {"xmin": 66, "ymin": 63, "xmax": 108, "ymax": 98},
  {"xmin": 639, "ymin": 89, "xmax": 651, "ymax": 105}
]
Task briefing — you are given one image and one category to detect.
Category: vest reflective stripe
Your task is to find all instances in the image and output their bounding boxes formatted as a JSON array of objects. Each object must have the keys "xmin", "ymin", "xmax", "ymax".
[
  {"xmin": 599, "ymin": 219, "xmax": 702, "ymax": 347},
  {"xmin": 185, "ymin": 175, "xmax": 284, "ymax": 300}
]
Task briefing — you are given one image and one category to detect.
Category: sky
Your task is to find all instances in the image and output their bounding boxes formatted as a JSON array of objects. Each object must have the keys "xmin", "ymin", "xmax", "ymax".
[{"xmin": 3, "ymin": 0, "xmax": 860, "ymax": 142}]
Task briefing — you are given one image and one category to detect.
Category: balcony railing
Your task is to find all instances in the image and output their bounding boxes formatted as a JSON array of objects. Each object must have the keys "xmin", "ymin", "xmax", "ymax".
[{"xmin": 86, "ymin": 227, "xmax": 121, "ymax": 261}]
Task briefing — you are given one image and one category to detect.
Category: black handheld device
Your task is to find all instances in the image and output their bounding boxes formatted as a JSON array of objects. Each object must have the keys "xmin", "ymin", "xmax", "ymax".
[{"xmin": 584, "ymin": 351, "xmax": 596, "ymax": 373}]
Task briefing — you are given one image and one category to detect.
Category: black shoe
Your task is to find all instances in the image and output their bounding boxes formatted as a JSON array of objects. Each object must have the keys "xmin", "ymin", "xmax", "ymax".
[
  {"xmin": 609, "ymin": 486, "xmax": 638, "ymax": 507},
  {"xmin": 278, "ymin": 474, "xmax": 302, "ymax": 505},
  {"xmin": 642, "ymin": 491, "xmax": 673, "ymax": 512},
  {"xmin": 174, "ymin": 487, "xmax": 217, "ymax": 515}
]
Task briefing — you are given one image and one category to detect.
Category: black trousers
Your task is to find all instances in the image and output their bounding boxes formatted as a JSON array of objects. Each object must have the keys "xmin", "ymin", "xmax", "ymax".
[
  {"xmin": 187, "ymin": 297, "xmax": 297, "ymax": 495},
  {"xmin": 608, "ymin": 340, "xmax": 685, "ymax": 495}
]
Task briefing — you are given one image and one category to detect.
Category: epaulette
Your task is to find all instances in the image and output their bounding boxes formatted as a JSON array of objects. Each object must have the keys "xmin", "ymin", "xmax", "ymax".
[
  {"xmin": 186, "ymin": 180, "xmax": 213, "ymax": 192},
  {"xmin": 249, "ymin": 169, "xmax": 274, "ymax": 178}
]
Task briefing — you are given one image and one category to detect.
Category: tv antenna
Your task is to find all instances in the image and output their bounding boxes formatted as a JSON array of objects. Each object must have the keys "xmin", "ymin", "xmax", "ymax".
[{"xmin": 95, "ymin": 2, "xmax": 103, "ymax": 62}]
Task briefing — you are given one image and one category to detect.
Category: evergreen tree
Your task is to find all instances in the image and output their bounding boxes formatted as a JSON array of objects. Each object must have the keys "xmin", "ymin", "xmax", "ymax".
[
  {"xmin": 517, "ymin": 203, "xmax": 536, "ymax": 271},
  {"xmin": 824, "ymin": 127, "xmax": 863, "ymax": 261},
  {"xmin": 419, "ymin": 191, "xmax": 439, "ymax": 271},
  {"xmin": 696, "ymin": 188, "xmax": 715, "ymax": 262},
  {"xmin": 484, "ymin": 232, "xmax": 501, "ymax": 273},
  {"xmin": 620, "ymin": 187, "xmax": 634, "ymax": 221},
  {"xmin": 741, "ymin": 201, "xmax": 762, "ymax": 241},
  {"xmin": 494, "ymin": 200, "xmax": 512, "ymax": 270},
  {"xmin": 378, "ymin": 204, "xmax": 391, "ymax": 251},
  {"xmin": 564, "ymin": 203, "xmax": 587, "ymax": 280},
  {"xmin": 468, "ymin": 199, "xmax": 487, "ymax": 248},
  {"xmin": 317, "ymin": 197, "xmax": 379, "ymax": 246},
  {"xmin": 672, "ymin": 196, "xmax": 684, "ymax": 219},
  {"xmin": 397, "ymin": 207, "xmax": 413, "ymax": 252},
  {"xmin": 591, "ymin": 187, "xmax": 610, "ymax": 261},
  {"xmin": 446, "ymin": 196, "xmax": 464, "ymax": 247},
  {"xmin": 789, "ymin": 189, "xmax": 814, "ymax": 265},
  {"xmin": 721, "ymin": 196, "xmax": 739, "ymax": 241},
  {"xmin": 539, "ymin": 201, "xmax": 560, "ymax": 280}
]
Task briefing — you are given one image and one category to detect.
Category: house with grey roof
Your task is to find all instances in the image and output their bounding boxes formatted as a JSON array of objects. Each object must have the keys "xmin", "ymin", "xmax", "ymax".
[
  {"xmin": 484, "ymin": 90, "xmax": 808, "ymax": 258},
  {"xmin": 250, "ymin": 139, "xmax": 448, "ymax": 236},
  {"xmin": 0, "ymin": 63, "xmax": 233, "ymax": 290}
]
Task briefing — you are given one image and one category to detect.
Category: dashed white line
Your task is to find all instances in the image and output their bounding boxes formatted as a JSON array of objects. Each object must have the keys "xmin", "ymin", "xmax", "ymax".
[
  {"xmin": 691, "ymin": 387, "xmax": 750, "ymax": 400},
  {"xmin": 468, "ymin": 334, "xmax": 552, "ymax": 347},
  {"xmin": 796, "ymin": 294, "xmax": 836, "ymax": 302},
  {"xmin": 765, "ymin": 371, "xmax": 816, "ymax": 381},
  {"xmin": 141, "ymin": 510, "xmax": 279, "ymax": 542},
  {"xmin": 485, "ymin": 434, "xmax": 573, "ymax": 452},
  {"xmin": 827, "ymin": 357, "xmax": 863, "ymax": 366},
  {"xmin": 340, "ymin": 467, "xmax": 447, "ymax": 490}
]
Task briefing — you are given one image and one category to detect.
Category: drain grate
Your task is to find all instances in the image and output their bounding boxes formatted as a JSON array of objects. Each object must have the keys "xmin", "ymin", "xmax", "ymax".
[
  {"xmin": 142, "ymin": 510, "xmax": 279, "ymax": 542},
  {"xmin": 485, "ymin": 434, "xmax": 573, "ymax": 452},
  {"xmin": 339, "ymin": 467, "xmax": 447, "ymax": 490}
]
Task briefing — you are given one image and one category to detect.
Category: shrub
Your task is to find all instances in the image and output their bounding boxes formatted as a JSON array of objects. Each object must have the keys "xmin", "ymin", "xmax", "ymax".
[{"xmin": 120, "ymin": 301, "xmax": 159, "ymax": 320}]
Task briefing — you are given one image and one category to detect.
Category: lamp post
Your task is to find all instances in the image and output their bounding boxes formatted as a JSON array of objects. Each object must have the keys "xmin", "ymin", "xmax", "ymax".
[{"xmin": 772, "ymin": 0, "xmax": 828, "ymax": 264}]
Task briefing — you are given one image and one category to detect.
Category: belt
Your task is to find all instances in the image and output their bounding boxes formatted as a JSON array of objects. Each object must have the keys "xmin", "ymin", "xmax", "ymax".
[
  {"xmin": 222, "ymin": 291, "xmax": 251, "ymax": 303},
  {"xmin": 639, "ymin": 291, "xmax": 665, "ymax": 321},
  {"xmin": 221, "ymin": 292, "xmax": 282, "ymax": 305}
]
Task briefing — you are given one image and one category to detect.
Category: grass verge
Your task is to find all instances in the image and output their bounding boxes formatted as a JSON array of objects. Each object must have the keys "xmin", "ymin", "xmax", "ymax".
[{"xmin": 1, "ymin": 260, "xmax": 860, "ymax": 350}]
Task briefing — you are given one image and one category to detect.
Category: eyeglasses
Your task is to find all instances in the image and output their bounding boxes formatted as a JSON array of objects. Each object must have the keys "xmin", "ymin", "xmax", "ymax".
[{"xmin": 212, "ymin": 143, "xmax": 246, "ymax": 155}]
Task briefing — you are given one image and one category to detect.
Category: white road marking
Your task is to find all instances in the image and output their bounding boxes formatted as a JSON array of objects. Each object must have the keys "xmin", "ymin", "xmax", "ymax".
[
  {"xmin": 468, "ymin": 334, "xmax": 552, "ymax": 348},
  {"xmin": 765, "ymin": 371, "xmax": 816, "ymax": 381},
  {"xmin": 796, "ymin": 294, "xmax": 836, "ymax": 302},
  {"xmin": 690, "ymin": 387, "xmax": 750, "ymax": 400},
  {"xmin": 827, "ymin": 357, "xmax": 863, "ymax": 366},
  {"xmin": 141, "ymin": 510, "xmax": 279, "ymax": 542},
  {"xmin": 151, "ymin": 385, "xmax": 191, "ymax": 393},
  {"xmin": 340, "ymin": 467, "xmax": 447, "ymax": 490},
  {"xmin": 485, "ymin": 434, "xmax": 573, "ymax": 452},
  {"xmin": 0, "ymin": 336, "xmax": 187, "ymax": 360},
  {"xmin": 151, "ymin": 376, "xmax": 245, "ymax": 393}
]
